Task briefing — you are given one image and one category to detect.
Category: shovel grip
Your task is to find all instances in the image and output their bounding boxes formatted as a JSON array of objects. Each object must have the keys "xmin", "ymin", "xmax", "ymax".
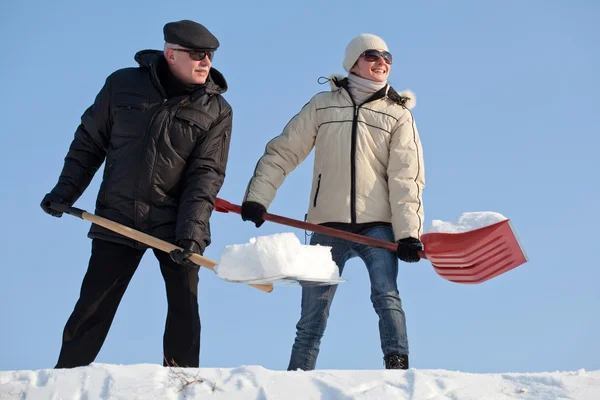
[{"xmin": 47, "ymin": 202, "xmax": 83, "ymax": 217}]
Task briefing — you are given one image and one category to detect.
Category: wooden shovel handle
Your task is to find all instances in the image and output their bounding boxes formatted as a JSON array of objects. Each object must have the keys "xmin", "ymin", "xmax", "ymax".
[
  {"xmin": 215, "ymin": 198, "xmax": 427, "ymax": 259},
  {"xmin": 49, "ymin": 203, "xmax": 273, "ymax": 293}
]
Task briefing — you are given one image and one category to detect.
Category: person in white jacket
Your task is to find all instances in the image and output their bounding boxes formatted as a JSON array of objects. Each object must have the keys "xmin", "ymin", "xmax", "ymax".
[{"xmin": 241, "ymin": 33, "xmax": 425, "ymax": 370}]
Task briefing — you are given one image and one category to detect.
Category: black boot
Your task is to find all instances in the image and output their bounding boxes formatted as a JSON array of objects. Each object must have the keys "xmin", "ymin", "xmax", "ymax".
[{"xmin": 384, "ymin": 354, "xmax": 409, "ymax": 369}]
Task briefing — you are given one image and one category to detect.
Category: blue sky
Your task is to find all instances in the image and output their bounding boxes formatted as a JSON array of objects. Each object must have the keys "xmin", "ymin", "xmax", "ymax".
[{"xmin": 1, "ymin": 0, "xmax": 598, "ymax": 373}]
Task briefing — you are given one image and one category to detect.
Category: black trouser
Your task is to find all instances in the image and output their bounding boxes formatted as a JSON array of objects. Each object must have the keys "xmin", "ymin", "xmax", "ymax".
[{"xmin": 55, "ymin": 239, "xmax": 200, "ymax": 368}]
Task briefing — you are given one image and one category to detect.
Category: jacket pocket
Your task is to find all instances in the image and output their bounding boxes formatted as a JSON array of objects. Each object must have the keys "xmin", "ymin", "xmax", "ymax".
[
  {"xmin": 313, "ymin": 173, "xmax": 322, "ymax": 207},
  {"xmin": 112, "ymin": 93, "xmax": 149, "ymax": 138},
  {"xmin": 171, "ymin": 108, "xmax": 213, "ymax": 156}
]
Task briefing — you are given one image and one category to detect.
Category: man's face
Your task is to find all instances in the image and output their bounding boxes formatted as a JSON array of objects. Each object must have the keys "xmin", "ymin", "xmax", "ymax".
[
  {"xmin": 350, "ymin": 49, "xmax": 392, "ymax": 83},
  {"xmin": 166, "ymin": 47, "xmax": 213, "ymax": 85}
]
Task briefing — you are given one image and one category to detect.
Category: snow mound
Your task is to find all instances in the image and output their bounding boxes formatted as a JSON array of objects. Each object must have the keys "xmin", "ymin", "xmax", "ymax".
[
  {"xmin": 1, "ymin": 363, "xmax": 598, "ymax": 399},
  {"xmin": 215, "ymin": 232, "xmax": 340, "ymax": 282},
  {"xmin": 426, "ymin": 211, "xmax": 508, "ymax": 233}
]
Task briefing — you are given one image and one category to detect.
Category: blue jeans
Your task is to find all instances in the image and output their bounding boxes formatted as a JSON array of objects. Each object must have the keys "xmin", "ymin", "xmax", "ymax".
[{"xmin": 287, "ymin": 225, "xmax": 408, "ymax": 371}]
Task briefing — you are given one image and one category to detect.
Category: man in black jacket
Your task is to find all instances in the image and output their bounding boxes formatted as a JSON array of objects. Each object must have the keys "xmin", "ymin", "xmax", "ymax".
[{"xmin": 40, "ymin": 20, "xmax": 232, "ymax": 369}]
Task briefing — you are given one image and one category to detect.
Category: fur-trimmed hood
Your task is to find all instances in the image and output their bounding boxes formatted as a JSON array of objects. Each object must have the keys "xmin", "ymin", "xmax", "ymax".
[{"xmin": 327, "ymin": 73, "xmax": 416, "ymax": 110}]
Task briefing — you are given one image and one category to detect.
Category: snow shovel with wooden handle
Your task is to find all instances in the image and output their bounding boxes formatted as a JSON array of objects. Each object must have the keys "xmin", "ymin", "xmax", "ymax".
[
  {"xmin": 214, "ymin": 198, "xmax": 528, "ymax": 285},
  {"xmin": 47, "ymin": 203, "xmax": 273, "ymax": 293}
]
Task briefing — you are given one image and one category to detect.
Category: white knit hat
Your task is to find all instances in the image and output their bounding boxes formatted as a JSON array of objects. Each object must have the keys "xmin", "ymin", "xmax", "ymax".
[{"xmin": 343, "ymin": 33, "xmax": 389, "ymax": 72}]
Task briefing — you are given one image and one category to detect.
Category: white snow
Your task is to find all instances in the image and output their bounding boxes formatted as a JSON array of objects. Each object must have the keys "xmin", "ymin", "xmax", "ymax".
[
  {"xmin": 214, "ymin": 232, "xmax": 341, "ymax": 283},
  {"xmin": 1, "ymin": 363, "xmax": 598, "ymax": 399},
  {"xmin": 425, "ymin": 211, "xmax": 508, "ymax": 233}
]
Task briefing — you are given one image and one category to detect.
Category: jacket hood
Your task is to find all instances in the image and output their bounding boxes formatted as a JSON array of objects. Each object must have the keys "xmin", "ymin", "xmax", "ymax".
[
  {"xmin": 327, "ymin": 73, "xmax": 416, "ymax": 110},
  {"xmin": 134, "ymin": 49, "xmax": 228, "ymax": 95}
]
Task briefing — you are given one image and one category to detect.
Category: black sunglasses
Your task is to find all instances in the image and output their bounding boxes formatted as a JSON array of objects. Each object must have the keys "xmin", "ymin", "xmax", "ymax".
[
  {"xmin": 172, "ymin": 48, "xmax": 214, "ymax": 61},
  {"xmin": 361, "ymin": 49, "xmax": 393, "ymax": 65}
]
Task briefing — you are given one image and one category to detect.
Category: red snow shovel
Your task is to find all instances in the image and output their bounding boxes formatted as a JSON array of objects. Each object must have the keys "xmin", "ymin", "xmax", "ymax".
[{"xmin": 214, "ymin": 198, "xmax": 528, "ymax": 284}]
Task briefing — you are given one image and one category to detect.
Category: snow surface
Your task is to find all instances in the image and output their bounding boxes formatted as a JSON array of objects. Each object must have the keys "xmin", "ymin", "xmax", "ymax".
[
  {"xmin": 214, "ymin": 232, "xmax": 341, "ymax": 282},
  {"xmin": 1, "ymin": 364, "xmax": 598, "ymax": 399},
  {"xmin": 425, "ymin": 211, "xmax": 508, "ymax": 234}
]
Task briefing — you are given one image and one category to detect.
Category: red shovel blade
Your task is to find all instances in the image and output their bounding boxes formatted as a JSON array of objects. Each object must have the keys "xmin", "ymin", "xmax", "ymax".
[
  {"xmin": 214, "ymin": 198, "xmax": 528, "ymax": 284},
  {"xmin": 421, "ymin": 219, "xmax": 528, "ymax": 284}
]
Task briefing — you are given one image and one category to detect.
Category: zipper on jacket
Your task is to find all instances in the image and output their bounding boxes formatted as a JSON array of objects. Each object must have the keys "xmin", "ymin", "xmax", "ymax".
[
  {"xmin": 341, "ymin": 81, "xmax": 387, "ymax": 226},
  {"xmin": 313, "ymin": 173, "xmax": 322, "ymax": 207},
  {"xmin": 145, "ymin": 103, "xmax": 175, "ymax": 236},
  {"xmin": 133, "ymin": 98, "xmax": 168, "ymax": 237},
  {"xmin": 219, "ymin": 126, "xmax": 230, "ymax": 167},
  {"xmin": 350, "ymin": 106, "xmax": 359, "ymax": 224},
  {"xmin": 103, "ymin": 160, "xmax": 115, "ymax": 205}
]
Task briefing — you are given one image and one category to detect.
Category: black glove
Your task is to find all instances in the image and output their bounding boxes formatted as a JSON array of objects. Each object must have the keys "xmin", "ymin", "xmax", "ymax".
[
  {"xmin": 40, "ymin": 192, "xmax": 68, "ymax": 217},
  {"xmin": 241, "ymin": 201, "xmax": 266, "ymax": 228},
  {"xmin": 396, "ymin": 237, "xmax": 423, "ymax": 263},
  {"xmin": 170, "ymin": 239, "xmax": 202, "ymax": 268}
]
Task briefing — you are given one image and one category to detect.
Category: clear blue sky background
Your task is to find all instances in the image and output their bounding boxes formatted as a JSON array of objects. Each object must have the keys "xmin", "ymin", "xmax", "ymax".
[{"xmin": 1, "ymin": 0, "xmax": 598, "ymax": 373}]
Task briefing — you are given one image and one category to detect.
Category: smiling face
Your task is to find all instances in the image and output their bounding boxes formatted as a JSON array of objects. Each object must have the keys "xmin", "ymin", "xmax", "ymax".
[
  {"xmin": 350, "ymin": 49, "xmax": 391, "ymax": 82},
  {"xmin": 165, "ymin": 46, "xmax": 212, "ymax": 85}
]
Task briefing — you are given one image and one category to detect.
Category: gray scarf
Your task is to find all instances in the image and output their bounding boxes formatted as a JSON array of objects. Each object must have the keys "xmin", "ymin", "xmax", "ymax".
[{"xmin": 347, "ymin": 73, "xmax": 387, "ymax": 105}]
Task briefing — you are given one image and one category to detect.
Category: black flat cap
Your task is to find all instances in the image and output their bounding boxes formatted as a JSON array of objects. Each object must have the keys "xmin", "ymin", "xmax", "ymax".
[{"xmin": 163, "ymin": 20, "xmax": 219, "ymax": 50}]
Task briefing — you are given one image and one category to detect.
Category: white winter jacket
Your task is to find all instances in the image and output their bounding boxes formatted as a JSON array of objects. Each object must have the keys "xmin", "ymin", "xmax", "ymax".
[{"xmin": 244, "ymin": 75, "xmax": 425, "ymax": 241}]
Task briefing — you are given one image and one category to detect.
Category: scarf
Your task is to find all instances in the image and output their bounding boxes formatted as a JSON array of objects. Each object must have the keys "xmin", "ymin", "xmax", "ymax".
[{"xmin": 347, "ymin": 73, "xmax": 387, "ymax": 105}]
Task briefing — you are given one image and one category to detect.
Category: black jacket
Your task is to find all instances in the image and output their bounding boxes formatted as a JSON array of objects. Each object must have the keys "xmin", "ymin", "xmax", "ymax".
[{"xmin": 49, "ymin": 50, "xmax": 233, "ymax": 252}]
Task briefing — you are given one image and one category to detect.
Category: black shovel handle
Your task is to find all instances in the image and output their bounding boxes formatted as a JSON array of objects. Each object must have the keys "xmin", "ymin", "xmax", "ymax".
[{"xmin": 47, "ymin": 202, "xmax": 84, "ymax": 218}]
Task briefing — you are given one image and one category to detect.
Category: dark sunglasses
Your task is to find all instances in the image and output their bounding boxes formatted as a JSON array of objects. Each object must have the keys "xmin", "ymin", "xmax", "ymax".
[
  {"xmin": 172, "ymin": 48, "xmax": 214, "ymax": 61},
  {"xmin": 361, "ymin": 49, "xmax": 393, "ymax": 65}
]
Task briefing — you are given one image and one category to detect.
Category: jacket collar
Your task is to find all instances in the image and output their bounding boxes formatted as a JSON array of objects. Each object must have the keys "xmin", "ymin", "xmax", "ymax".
[
  {"xmin": 134, "ymin": 49, "xmax": 228, "ymax": 97},
  {"xmin": 328, "ymin": 74, "xmax": 416, "ymax": 109}
]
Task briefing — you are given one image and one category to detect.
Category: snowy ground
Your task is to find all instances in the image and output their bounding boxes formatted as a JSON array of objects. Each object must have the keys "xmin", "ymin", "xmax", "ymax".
[{"xmin": 1, "ymin": 364, "xmax": 598, "ymax": 399}]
